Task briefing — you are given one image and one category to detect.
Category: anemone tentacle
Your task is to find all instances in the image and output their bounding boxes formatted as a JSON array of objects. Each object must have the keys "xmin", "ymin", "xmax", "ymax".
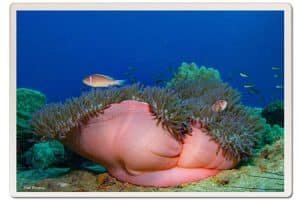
[
  {"xmin": 31, "ymin": 84, "xmax": 192, "ymax": 142},
  {"xmin": 139, "ymin": 86, "xmax": 192, "ymax": 141}
]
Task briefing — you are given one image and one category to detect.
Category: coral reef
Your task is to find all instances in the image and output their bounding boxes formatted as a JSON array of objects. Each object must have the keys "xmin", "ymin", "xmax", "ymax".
[
  {"xmin": 19, "ymin": 61, "xmax": 284, "ymax": 189},
  {"xmin": 17, "ymin": 88, "xmax": 46, "ymax": 154},
  {"xmin": 28, "ymin": 64, "xmax": 274, "ymax": 187},
  {"xmin": 166, "ymin": 62, "xmax": 221, "ymax": 87},
  {"xmin": 261, "ymin": 100, "xmax": 284, "ymax": 127}
]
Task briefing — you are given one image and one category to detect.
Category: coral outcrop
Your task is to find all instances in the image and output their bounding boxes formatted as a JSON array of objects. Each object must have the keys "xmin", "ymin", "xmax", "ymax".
[
  {"xmin": 166, "ymin": 62, "xmax": 221, "ymax": 87},
  {"xmin": 244, "ymin": 107, "xmax": 284, "ymax": 149},
  {"xmin": 17, "ymin": 88, "xmax": 46, "ymax": 154},
  {"xmin": 261, "ymin": 100, "xmax": 284, "ymax": 127},
  {"xmin": 21, "ymin": 140, "xmax": 66, "ymax": 169}
]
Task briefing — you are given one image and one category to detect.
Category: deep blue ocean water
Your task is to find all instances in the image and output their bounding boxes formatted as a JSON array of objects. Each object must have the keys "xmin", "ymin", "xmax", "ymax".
[{"xmin": 17, "ymin": 11, "xmax": 284, "ymax": 107}]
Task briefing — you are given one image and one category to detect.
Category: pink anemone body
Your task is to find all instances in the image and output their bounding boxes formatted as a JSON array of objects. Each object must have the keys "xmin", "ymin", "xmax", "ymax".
[{"xmin": 63, "ymin": 100, "xmax": 238, "ymax": 187}]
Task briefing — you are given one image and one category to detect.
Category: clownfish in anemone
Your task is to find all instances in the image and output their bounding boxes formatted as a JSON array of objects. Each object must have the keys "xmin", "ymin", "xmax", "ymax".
[{"xmin": 211, "ymin": 100, "xmax": 228, "ymax": 112}]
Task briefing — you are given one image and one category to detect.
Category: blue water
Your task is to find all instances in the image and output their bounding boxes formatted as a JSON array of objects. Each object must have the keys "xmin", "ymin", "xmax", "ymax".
[{"xmin": 17, "ymin": 11, "xmax": 284, "ymax": 107}]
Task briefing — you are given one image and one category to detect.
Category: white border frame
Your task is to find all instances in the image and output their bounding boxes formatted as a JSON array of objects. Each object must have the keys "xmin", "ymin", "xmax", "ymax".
[{"xmin": 9, "ymin": 2, "xmax": 293, "ymax": 198}]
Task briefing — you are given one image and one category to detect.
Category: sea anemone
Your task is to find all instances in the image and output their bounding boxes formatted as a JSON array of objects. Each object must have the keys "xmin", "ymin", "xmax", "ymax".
[
  {"xmin": 31, "ymin": 84, "xmax": 192, "ymax": 141},
  {"xmin": 31, "ymin": 84, "xmax": 141, "ymax": 140},
  {"xmin": 32, "ymin": 78, "xmax": 264, "ymax": 162},
  {"xmin": 205, "ymin": 106, "xmax": 265, "ymax": 161}
]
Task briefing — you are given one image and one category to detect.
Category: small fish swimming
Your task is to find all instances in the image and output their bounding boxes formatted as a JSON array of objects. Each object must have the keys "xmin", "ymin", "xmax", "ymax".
[
  {"xmin": 211, "ymin": 100, "xmax": 228, "ymax": 112},
  {"xmin": 83, "ymin": 74, "xmax": 125, "ymax": 88},
  {"xmin": 272, "ymin": 66, "xmax": 280, "ymax": 70},
  {"xmin": 274, "ymin": 74, "xmax": 279, "ymax": 78},
  {"xmin": 275, "ymin": 85, "xmax": 283, "ymax": 89},
  {"xmin": 244, "ymin": 84, "xmax": 254, "ymax": 88},
  {"xmin": 240, "ymin": 72, "xmax": 249, "ymax": 78}
]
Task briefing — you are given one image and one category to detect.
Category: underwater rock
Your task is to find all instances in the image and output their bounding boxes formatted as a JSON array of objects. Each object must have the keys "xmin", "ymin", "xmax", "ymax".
[
  {"xmin": 166, "ymin": 62, "xmax": 221, "ymax": 87},
  {"xmin": 17, "ymin": 88, "xmax": 46, "ymax": 154},
  {"xmin": 21, "ymin": 140, "xmax": 66, "ymax": 169},
  {"xmin": 261, "ymin": 100, "xmax": 284, "ymax": 127}
]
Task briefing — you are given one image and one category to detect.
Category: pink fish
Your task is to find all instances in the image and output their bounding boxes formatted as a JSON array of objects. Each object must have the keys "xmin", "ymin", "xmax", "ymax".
[{"xmin": 82, "ymin": 74, "xmax": 125, "ymax": 88}]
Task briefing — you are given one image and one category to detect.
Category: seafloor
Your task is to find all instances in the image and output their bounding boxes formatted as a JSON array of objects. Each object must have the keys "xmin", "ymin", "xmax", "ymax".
[{"xmin": 18, "ymin": 138, "xmax": 284, "ymax": 192}]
